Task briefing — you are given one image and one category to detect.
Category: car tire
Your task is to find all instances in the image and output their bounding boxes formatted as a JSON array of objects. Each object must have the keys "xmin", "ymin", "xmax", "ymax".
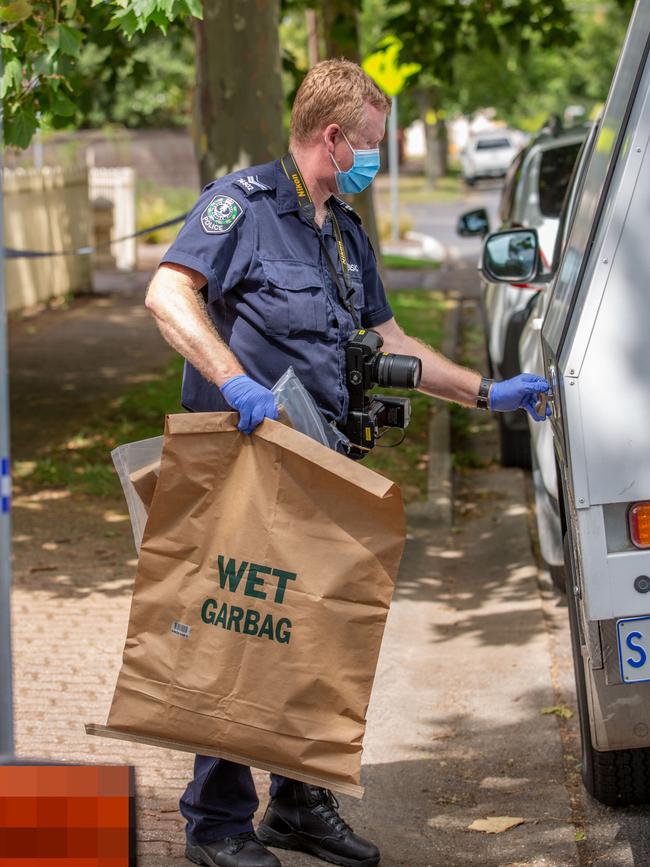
[
  {"xmin": 549, "ymin": 563, "xmax": 567, "ymax": 594},
  {"xmin": 565, "ymin": 534, "xmax": 650, "ymax": 806},
  {"xmin": 464, "ymin": 176, "xmax": 476, "ymax": 187},
  {"xmin": 498, "ymin": 414, "xmax": 532, "ymax": 469}
]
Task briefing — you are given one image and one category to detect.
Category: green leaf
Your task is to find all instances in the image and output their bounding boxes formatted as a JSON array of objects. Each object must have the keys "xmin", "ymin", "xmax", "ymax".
[
  {"xmin": 57, "ymin": 24, "xmax": 83, "ymax": 56},
  {"xmin": 0, "ymin": 0, "xmax": 32, "ymax": 23},
  {"xmin": 149, "ymin": 8, "xmax": 169, "ymax": 33},
  {"xmin": 108, "ymin": 9, "xmax": 139, "ymax": 38},
  {"xmin": 21, "ymin": 21, "xmax": 42, "ymax": 54},
  {"xmin": 183, "ymin": 0, "xmax": 203, "ymax": 18},
  {"xmin": 33, "ymin": 53, "xmax": 53, "ymax": 76},
  {"xmin": 4, "ymin": 108, "xmax": 38, "ymax": 148},
  {"xmin": 61, "ymin": 0, "xmax": 77, "ymax": 15},
  {"xmin": 49, "ymin": 88, "xmax": 76, "ymax": 116},
  {"xmin": 0, "ymin": 56, "xmax": 21, "ymax": 99},
  {"xmin": 132, "ymin": 0, "xmax": 156, "ymax": 20},
  {"xmin": 0, "ymin": 32, "xmax": 16, "ymax": 50},
  {"xmin": 43, "ymin": 28, "xmax": 60, "ymax": 57}
]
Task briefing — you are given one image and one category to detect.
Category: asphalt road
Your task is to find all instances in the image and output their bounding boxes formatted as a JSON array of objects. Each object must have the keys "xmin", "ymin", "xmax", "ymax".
[
  {"xmin": 381, "ymin": 178, "xmax": 501, "ymax": 298},
  {"xmin": 403, "ymin": 180, "xmax": 501, "ymax": 264}
]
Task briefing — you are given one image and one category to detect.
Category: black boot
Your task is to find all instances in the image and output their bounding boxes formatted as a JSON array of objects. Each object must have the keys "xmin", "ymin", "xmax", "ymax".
[
  {"xmin": 256, "ymin": 783, "xmax": 380, "ymax": 866},
  {"xmin": 185, "ymin": 831, "xmax": 281, "ymax": 867}
]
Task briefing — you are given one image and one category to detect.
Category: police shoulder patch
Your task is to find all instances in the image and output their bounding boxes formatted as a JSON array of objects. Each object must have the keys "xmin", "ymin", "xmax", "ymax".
[{"xmin": 201, "ymin": 195, "xmax": 244, "ymax": 234}]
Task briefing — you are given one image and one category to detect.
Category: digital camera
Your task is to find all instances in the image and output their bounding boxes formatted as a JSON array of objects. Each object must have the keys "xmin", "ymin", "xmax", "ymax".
[{"xmin": 342, "ymin": 329, "xmax": 422, "ymax": 460}]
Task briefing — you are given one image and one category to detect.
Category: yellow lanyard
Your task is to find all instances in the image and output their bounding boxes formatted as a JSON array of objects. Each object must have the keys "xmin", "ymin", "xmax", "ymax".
[{"xmin": 280, "ymin": 152, "xmax": 358, "ymax": 325}]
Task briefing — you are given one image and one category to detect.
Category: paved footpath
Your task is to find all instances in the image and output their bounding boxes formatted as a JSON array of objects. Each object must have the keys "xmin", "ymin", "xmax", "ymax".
[{"xmin": 7, "ymin": 272, "xmax": 586, "ymax": 866}]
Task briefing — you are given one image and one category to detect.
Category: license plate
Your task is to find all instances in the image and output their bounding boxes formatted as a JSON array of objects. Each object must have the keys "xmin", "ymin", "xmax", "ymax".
[{"xmin": 617, "ymin": 616, "xmax": 650, "ymax": 683}]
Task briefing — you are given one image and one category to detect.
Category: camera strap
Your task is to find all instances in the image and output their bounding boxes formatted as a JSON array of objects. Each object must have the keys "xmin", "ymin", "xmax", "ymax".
[{"xmin": 280, "ymin": 152, "xmax": 360, "ymax": 327}]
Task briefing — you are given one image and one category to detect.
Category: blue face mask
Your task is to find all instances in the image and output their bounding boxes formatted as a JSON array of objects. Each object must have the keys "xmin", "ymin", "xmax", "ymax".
[{"xmin": 331, "ymin": 130, "xmax": 380, "ymax": 195}]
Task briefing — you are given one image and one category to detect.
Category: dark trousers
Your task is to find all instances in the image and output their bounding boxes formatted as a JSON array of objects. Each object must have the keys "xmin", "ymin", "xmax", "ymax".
[{"xmin": 179, "ymin": 755, "xmax": 293, "ymax": 844}]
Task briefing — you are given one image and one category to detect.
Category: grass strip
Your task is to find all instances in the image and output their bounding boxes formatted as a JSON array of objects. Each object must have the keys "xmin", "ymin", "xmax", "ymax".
[{"xmin": 383, "ymin": 254, "xmax": 441, "ymax": 270}]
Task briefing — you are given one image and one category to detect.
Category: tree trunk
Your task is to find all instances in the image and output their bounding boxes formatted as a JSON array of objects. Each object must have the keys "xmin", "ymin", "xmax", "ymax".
[
  {"xmin": 436, "ymin": 115, "xmax": 449, "ymax": 176},
  {"xmin": 321, "ymin": 0, "xmax": 382, "ymax": 261},
  {"xmin": 305, "ymin": 9, "xmax": 320, "ymax": 67},
  {"xmin": 417, "ymin": 88, "xmax": 447, "ymax": 186},
  {"xmin": 321, "ymin": 0, "xmax": 362, "ymax": 61},
  {"xmin": 192, "ymin": 0, "xmax": 285, "ymax": 188}
]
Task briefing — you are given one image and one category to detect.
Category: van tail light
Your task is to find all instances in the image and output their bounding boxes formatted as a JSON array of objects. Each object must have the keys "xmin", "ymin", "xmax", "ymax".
[{"xmin": 628, "ymin": 502, "xmax": 650, "ymax": 548}]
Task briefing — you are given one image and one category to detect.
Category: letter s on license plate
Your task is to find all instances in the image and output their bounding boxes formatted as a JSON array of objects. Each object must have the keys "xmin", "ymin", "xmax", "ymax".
[{"xmin": 617, "ymin": 616, "xmax": 650, "ymax": 683}]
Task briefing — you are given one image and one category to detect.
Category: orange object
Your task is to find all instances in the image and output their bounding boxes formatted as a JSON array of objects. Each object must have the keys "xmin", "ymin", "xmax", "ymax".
[
  {"xmin": 629, "ymin": 502, "xmax": 650, "ymax": 548},
  {"xmin": 0, "ymin": 765, "xmax": 133, "ymax": 866}
]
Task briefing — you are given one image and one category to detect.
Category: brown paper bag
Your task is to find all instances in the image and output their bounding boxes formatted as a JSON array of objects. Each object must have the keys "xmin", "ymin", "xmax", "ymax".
[
  {"xmin": 129, "ymin": 459, "xmax": 160, "ymax": 513},
  {"xmin": 87, "ymin": 412, "xmax": 405, "ymax": 797}
]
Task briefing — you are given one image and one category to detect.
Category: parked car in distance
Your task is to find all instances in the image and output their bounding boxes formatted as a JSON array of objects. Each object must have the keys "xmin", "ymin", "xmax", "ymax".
[
  {"xmin": 460, "ymin": 131, "xmax": 520, "ymax": 185},
  {"xmin": 457, "ymin": 124, "xmax": 588, "ymax": 468}
]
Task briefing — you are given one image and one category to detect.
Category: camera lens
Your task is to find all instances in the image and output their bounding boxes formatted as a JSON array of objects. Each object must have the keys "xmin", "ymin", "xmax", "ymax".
[{"xmin": 373, "ymin": 352, "xmax": 422, "ymax": 389}]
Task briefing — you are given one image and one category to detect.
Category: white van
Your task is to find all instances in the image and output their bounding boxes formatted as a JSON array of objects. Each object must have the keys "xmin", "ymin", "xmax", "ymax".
[{"xmin": 479, "ymin": 0, "xmax": 650, "ymax": 806}]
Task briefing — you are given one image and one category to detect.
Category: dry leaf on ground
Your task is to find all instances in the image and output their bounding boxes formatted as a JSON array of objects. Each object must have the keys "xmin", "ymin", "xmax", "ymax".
[
  {"xmin": 468, "ymin": 816, "xmax": 525, "ymax": 834},
  {"xmin": 541, "ymin": 705, "xmax": 574, "ymax": 720}
]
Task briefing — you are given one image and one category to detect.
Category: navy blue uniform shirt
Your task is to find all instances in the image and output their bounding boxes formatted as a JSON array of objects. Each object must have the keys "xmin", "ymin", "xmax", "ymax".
[{"xmin": 160, "ymin": 159, "xmax": 393, "ymax": 424}]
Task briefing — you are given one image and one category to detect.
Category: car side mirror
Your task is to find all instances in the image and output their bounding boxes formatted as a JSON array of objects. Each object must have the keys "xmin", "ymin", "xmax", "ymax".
[
  {"xmin": 479, "ymin": 227, "xmax": 551, "ymax": 285},
  {"xmin": 457, "ymin": 208, "xmax": 490, "ymax": 237}
]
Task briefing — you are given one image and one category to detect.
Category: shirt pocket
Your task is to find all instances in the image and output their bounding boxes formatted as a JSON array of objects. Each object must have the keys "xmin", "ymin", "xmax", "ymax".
[{"xmin": 260, "ymin": 259, "xmax": 328, "ymax": 336}]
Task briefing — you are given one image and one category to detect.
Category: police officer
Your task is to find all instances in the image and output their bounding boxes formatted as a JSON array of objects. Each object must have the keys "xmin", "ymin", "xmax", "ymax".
[{"xmin": 145, "ymin": 59, "xmax": 550, "ymax": 867}]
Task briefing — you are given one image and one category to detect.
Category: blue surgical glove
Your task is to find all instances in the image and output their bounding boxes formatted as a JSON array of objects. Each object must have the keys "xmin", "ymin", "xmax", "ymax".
[
  {"xmin": 489, "ymin": 373, "xmax": 551, "ymax": 422},
  {"xmin": 219, "ymin": 374, "xmax": 279, "ymax": 435}
]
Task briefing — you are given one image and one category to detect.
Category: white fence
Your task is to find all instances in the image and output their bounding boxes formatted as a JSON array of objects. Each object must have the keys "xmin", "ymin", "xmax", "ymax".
[
  {"xmin": 89, "ymin": 166, "xmax": 136, "ymax": 271},
  {"xmin": 5, "ymin": 167, "xmax": 92, "ymax": 313}
]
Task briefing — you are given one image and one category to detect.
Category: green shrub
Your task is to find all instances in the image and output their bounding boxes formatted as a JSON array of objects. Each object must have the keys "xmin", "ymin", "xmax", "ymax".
[{"xmin": 136, "ymin": 181, "xmax": 198, "ymax": 244}]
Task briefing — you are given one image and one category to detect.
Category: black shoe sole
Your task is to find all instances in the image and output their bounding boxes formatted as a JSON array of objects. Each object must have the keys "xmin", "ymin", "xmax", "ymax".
[
  {"xmin": 256, "ymin": 824, "xmax": 380, "ymax": 867},
  {"xmin": 185, "ymin": 844, "xmax": 218, "ymax": 867},
  {"xmin": 185, "ymin": 841, "xmax": 281, "ymax": 867}
]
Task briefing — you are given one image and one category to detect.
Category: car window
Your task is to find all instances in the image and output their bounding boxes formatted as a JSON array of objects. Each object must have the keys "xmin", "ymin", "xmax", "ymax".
[
  {"xmin": 552, "ymin": 127, "xmax": 597, "ymax": 269},
  {"xmin": 499, "ymin": 148, "xmax": 527, "ymax": 224},
  {"xmin": 538, "ymin": 143, "xmax": 583, "ymax": 218},
  {"xmin": 475, "ymin": 138, "xmax": 511, "ymax": 150}
]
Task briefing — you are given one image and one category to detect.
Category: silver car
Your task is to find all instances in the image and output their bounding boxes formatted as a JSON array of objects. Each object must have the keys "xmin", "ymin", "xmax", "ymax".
[{"xmin": 458, "ymin": 125, "xmax": 587, "ymax": 468}]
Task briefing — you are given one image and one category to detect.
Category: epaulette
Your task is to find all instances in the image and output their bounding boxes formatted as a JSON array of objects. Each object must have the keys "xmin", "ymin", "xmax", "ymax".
[
  {"xmin": 332, "ymin": 196, "xmax": 362, "ymax": 224},
  {"xmin": 233, "ymin": 174, "xmax": 274, "ymax": 197}
]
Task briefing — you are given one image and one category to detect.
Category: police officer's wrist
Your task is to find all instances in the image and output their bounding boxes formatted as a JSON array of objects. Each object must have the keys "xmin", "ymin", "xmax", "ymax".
[
  {"xmin": 476, "ymin": 376, "xmax": 493, "ymax": 410},
  {"xmin": 216, "ymin": 367, "xmax": 246, "ymax": 389}
]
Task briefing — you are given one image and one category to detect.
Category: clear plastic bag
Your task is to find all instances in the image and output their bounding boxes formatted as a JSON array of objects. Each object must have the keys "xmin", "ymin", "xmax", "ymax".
[
  {"xmin": 111, "ymin": 435, "xmax": 163, "ymax": 553},
  {"xmin": 112, "ymin": 368, "xmax": 349, "ymax": 553},
  {"xmin": 272, "ymin": 366, "xmax": 350, "ymax": 454}
]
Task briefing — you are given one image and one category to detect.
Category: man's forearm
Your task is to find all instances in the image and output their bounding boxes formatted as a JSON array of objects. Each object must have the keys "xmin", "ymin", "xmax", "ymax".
[
  {"xmin": 145, "ymin": 265, "xmax": 244, "ymax": 387},
  {"xmin": 374, "ymin": 319, "xmax": 482, "ymax": 408},
  {"xmin": 401, "ymin": 333, "xmax": 481, "ymax": 407}
]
